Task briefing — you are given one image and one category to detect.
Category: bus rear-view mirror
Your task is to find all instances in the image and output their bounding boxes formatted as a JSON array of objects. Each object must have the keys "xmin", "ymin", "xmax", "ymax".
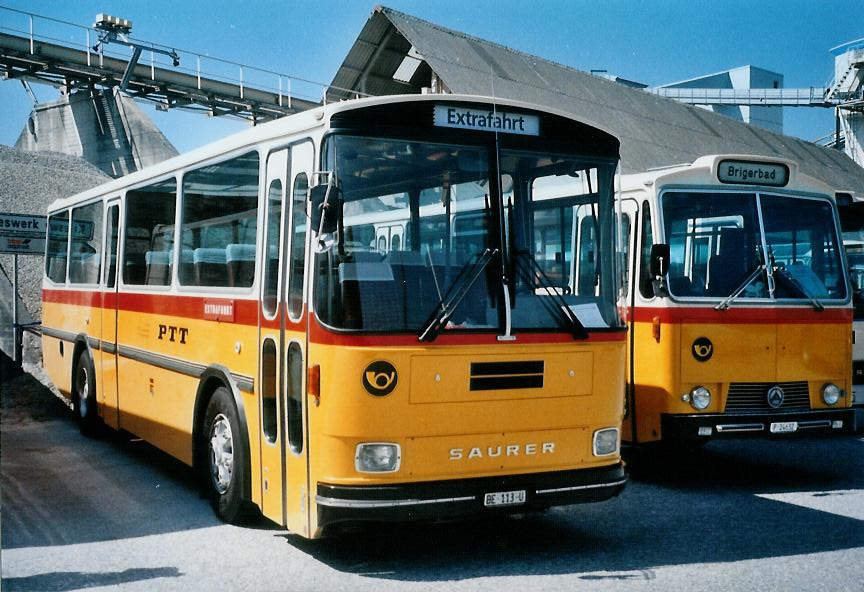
[
  {"xmin": 650, "ymin": 243, "xmax": 670, "ymax": 278},
  {"xmin": 310, "ymin": 183, "xmax": 341, "ymax": 236}
]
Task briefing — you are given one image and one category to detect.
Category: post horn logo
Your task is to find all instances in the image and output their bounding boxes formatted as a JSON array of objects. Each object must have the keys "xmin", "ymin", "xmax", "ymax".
[
  {"xmin": 362, "ymin": 361, "xmax": 398, "ymax": 396},
  {"xmin": 692, "ymin": 337, "xmax": 714, "ymax": 362}
]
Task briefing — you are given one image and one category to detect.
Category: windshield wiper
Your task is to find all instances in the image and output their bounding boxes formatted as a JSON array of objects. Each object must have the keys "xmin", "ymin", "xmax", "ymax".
[
  {"xmin": 418, "ymin": 248, "xmax": 498, "ymax": 342},
  {"xmin": 714, "ymin": 263, "xmax": 767, "ymax": 311},
  {"xmin": 773, "ymin": 266, "xmax": 825, "ymax": 311},
  {"xmin": 512, "ymin": 251, "xmax": 589, "ymax": 339}
]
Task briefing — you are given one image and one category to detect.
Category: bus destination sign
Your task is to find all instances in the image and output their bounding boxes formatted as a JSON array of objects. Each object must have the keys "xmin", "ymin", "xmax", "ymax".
[
  {"xmin": 434, "ymin": 105, "xmax": 539, "ymax": 136},
  {"xmin": 717, "ymin": 160, "xmax": 789, "ymax": 187}
]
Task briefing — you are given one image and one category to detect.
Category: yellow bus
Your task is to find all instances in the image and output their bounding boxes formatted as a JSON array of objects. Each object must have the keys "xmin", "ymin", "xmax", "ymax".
[
  {"xmin": 835, "ymin": 194, "xmax": 864, "ymax": 425},
  {"xmin": 620, "ymin": 155, "xmax": 858, "ymax": 445},
  {"xmin": 42, "ymin": 94, "xmax": 627, "ymax": 538}
]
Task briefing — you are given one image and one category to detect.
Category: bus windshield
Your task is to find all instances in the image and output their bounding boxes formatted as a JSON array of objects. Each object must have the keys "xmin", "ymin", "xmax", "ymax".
[
  {"xmin": 662, "ymin": 191, "xmax": 847, "ymax": 303},
  {"xmin": 839, "ymin": 202, "xmax": 864, "ymax": 319},
  {"xmin": 314, "ymin": 134, "xmax": 621, "ymax": 334}
]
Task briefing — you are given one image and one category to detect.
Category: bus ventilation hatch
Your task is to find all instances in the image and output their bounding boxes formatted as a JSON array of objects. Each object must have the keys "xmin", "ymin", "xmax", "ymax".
[{"xmin": 469, "ymin": 361, "xmax": 544, "ymax": 391}]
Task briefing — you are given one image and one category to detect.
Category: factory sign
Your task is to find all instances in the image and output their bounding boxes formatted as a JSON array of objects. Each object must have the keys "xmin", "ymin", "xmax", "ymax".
[
  {"xmin": 0, "ymin": 236, "xmax": 45, "ymax": 255},
  {"xmin": 0, "ymin": 212, "xmax": 47, "ymax": 238},
  {"xmin": 0, "ymin": 212, "xmax": 48, "ymax": 254}
]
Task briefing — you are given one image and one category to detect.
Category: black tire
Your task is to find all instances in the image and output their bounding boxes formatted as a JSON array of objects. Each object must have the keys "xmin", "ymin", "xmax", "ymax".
[
  {"xmin": 73, "ymin": 350, "xmax": 101, "ymax": 438},
  {"xmin": 202, "ymin": 386, "xmax": 250, "ymax": 524}
]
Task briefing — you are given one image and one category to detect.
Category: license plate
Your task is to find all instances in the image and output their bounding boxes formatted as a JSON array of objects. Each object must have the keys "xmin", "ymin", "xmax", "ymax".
[
  {"xmin": 770, "ymin": 421, "xmax": 798, "ymax": 434},
  {"xmin": 483, "ymin": 489, "xmax": 526, "ymax": 507}
]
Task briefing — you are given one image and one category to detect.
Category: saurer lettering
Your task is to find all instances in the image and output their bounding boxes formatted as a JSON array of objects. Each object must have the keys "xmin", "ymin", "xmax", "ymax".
[{"xmin": 449, "ymin": 442, "xmax": 555, "ymax": 461}]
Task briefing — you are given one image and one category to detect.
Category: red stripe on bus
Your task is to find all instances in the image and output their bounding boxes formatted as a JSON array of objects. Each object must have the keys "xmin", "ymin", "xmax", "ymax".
[
  {"xmin": 42, "ymin": 288, "xmax": 628, "ymax": 343},
  {"xmin": 41, "ymin": 289, "xmax": 103, "ymax": 308},
  {"xmin": 43, "ymin": 289, "xmax": 261, "ymax": 325},
  {"xmin": 629, "ymin": 306, "xmax": 852, "ymax": 324}
]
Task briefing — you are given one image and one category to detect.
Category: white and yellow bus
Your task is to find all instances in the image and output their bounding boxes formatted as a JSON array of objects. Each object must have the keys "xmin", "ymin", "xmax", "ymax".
[
  {"xmin": 619, "ymin": 155, "xmax": 858, "ymax": 445},
  {"xmin": 42, "ymin": 94, "xmax": 627, "ymax": 538},
  {"xmin": 836, "ymin": 193, "xmax": 864, "ymax": 425}
]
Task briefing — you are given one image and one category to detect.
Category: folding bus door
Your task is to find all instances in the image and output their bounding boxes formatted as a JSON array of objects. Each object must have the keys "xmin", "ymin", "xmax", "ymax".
[
  {"xmin": 100, "ymin": 199, "xmax": 121, "ymax": 429},
  {"xmin": 258, "ymin": 142, "xmax": 314, "ymax": 535},
  {"xmin": 282, "ymin": 141, "xmax": 313, "ymax": 537},
  {"xmin": 259, "ymin": 148, "xmax": 289, "ymax": 525}
]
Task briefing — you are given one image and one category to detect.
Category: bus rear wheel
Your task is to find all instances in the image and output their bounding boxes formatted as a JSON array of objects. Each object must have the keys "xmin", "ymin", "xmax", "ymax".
[
  {"xmin": 73, "ymin": 351, "xmax": 100, "ymax": 438},
  {"xmin": 203, "ymin": 387, "xmax": 250, "ymax": 524}
]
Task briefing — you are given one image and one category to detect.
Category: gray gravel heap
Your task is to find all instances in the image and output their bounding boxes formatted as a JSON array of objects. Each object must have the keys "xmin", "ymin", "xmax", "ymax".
[{"xmin": 0, "ymin": 146, "xmax": 109, "ymax": 362}]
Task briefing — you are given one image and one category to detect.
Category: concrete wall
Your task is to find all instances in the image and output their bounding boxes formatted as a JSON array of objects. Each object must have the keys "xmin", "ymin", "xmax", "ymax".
[
  {"xmin": 661, "ymin": 65, "xmax": 784, "ymax": 134},
  {"xmin": 15, "ymin": 89, "xmax": 178, "ymax": 178}
]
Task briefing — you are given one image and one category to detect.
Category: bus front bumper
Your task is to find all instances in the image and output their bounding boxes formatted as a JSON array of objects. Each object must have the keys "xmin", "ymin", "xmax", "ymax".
[
  {"xmin": 661, "ymin": 409, "xmax": 858, "ymax": 441},
  {"xmin": 316, "ymin": 463, "xmax": 626, "ymax": 528}
]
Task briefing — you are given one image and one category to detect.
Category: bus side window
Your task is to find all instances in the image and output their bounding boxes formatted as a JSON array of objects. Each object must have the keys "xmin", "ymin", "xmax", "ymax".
[
  {"xmin": 287, "ymin": 173, "xmax": 308, "ymax": 319},
  {"xmin": 180, "ymin": 152, "xmax": 259, "ymax": 288},
  {"xmin": 638, "ymin": 201, "xmax": 654, "ymax": 299},
  {"xmin": 105, "ymin": 204, "xmax": 119, "ymax": 288},
  {"xmin": 69, "ymin": 201, "xmax": 104, "ymax": 285},
  {"xmin": 620, "ymin": 213, "xmax": 631, "ymax": 299},
  {"xmin": 46, "ymin": 210, "xmax": 70, "ymax": 284},
  {"xmin": 124, "ymin": 178, "xmax": 177, "ymax": 286}
]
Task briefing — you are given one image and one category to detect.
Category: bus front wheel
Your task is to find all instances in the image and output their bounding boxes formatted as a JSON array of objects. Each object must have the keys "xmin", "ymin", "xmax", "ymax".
[
  {"xmin": 203, "ymin": 386, "xmax": 250, "ymax": 524},
  {"xmin": 73, "ymin": 351, "xmax": 100, "ymax": 438}
]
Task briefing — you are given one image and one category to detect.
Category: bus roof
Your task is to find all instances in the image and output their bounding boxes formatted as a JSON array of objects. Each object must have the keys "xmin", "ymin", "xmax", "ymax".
[
  {"xmin": 47, "ymin": 93, "xmax": 617, "ymax": 213},
  {"xmin": 619, "ymin": 154, "xmax": 835, "ymax": 197}
]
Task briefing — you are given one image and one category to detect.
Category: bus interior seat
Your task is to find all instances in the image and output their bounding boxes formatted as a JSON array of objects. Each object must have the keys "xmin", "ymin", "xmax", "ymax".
[
  {"xmin": 124, "ymin": 255, "xmax": 147, "ymax": 285},
  {"xmin": 179, "ymin": 249, "xmax": 195, "ymax": 285},
  {"xmin": 669, "ymin": 263, "xmax": 695, "ymax": 296},
  {"xmin": 427, "ymin": 249, "xmax": 488, "ymax": 325},
  {"xmin": 193, "ymin": 248, "xmax": 228, "ymax": 286},
  {"xmin": 707, "ymin": 227, "xmax": 747, "ymax": 296},
  {"xmin": 145, "ymin": 250, "xmax": 173, "ymax": 285},
  {"xmin": 227, "ymin": 243, "xmax": 256, "ymax": 287},
  {"xmin": 69, "ymin": 251, "xmax": 100, "ymax": 284},
  {"xmin": 386, "ymin": 250, "xmax": 435, "ymax": 326},
  {"xmin": 48, "ymin": 255, "xmax": 68, "ymax": 283},
  {"xmin": 668, "ymin": 277, "xmax": 692, "ymax": 296},
  {"xmin": 338, "ymin": 257, "xmax": 402, "ymax": 329}
]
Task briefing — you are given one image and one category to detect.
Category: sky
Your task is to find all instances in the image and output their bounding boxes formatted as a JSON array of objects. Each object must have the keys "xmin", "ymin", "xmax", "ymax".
[{"xmin": 0, "ymin": 0, "xmax": 861, "ymax": 153}]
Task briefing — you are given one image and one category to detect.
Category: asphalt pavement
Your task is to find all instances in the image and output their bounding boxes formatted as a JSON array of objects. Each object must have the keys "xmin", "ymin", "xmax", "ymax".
[{"xmin": 2, "ymin": 369, "xmax": 863, "ymax": 592}]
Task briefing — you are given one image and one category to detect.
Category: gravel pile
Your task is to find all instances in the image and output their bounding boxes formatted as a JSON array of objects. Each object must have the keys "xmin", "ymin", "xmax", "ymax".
[{"xmin": 0, "ymin": 146, "xmax": 109, "ymax": 363}]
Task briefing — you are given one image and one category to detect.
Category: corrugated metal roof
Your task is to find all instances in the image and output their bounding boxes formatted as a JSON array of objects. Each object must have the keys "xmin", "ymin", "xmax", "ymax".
[{"xmin": 329, "ymin": 6, "xmax": 864, "ymax": 192}]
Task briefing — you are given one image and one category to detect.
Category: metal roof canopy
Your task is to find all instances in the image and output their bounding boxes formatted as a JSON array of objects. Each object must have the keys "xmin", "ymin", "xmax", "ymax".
[{"xmin": 329, "ymin": 6, "xmax": 864, "ymax": 193}]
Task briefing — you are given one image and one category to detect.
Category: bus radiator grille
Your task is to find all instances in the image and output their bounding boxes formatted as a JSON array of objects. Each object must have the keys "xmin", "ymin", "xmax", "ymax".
[{"xmin": 724, "ymin": 381, "xmax": 811, "ymax": 414}]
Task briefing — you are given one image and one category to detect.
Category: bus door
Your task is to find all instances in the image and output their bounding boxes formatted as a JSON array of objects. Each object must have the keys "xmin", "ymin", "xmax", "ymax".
[
  {"xmin": 282, "ymin": 141, "xmax": 313, "ymax": 537},
  {"xmin": 259, "ymin": 149, "xmax": 289, "ymax": 525},
  {"xmin": 100, "ymin": 199, "xmax": 121, "ymax": 429},
  {"xmin": 618, "ymin": 197, "xmax": 640, "ymax": 442},
  {"xmin": 258, "ymin": 142, "xmax": 314, "ymax": 536}
]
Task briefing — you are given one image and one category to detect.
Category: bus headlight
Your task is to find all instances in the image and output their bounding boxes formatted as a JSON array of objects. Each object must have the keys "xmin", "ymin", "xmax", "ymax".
[
  {"xmin": 593, "ymin": 428, "xmax": 619, "ymax": 456},
  {"xmin": 690, "ymin": 386, "xmax": 711, "ymax": 410},
  {"xmin": 821, "ymin": 383, "xmax": 842, "ymax": 406},
  {"xmin": 355, "ymin": 443, "xmax": 401, "ymax": 473}
]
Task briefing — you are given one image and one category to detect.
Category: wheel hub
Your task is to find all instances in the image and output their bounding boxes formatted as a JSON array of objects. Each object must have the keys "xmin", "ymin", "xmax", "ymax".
[{"xmin": 209, "ymin": 414, "xmax": 234, "ymax": 494}]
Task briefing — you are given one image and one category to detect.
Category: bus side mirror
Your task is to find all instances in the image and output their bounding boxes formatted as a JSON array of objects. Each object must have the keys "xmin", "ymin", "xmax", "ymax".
[
  {"xmin": 649, "ymin": 243, "xmax": 670, "ymax": 278},
  {"xmin": 309, "ymin": 183, "xmax": 341, "ymax": 236},
  {"xmin": 649, "ymin": 243, "xmax": 670, "ymax": 297}
]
